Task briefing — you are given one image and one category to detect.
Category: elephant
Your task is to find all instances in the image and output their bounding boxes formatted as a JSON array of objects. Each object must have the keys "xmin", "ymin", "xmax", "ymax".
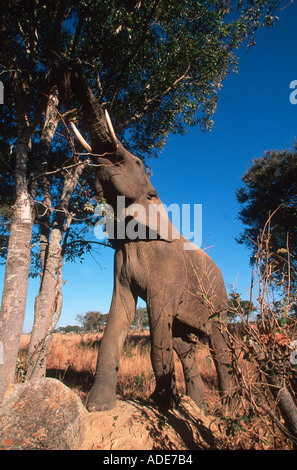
[{"xmin": 69, "ymin": 71, "xmax": 232, "ymax": 412}]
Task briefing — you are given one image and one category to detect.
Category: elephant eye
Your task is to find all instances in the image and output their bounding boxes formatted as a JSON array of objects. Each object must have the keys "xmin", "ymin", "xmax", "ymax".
[{"xmin": 147, "ymin": 192, "xmax": 157, "ymax": 200}]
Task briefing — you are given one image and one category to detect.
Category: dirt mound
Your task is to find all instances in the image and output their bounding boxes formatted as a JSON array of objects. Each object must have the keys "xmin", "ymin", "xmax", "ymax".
[{"xmin": 81, "ymin": 395, "xmax": 220, "ymax": 450}]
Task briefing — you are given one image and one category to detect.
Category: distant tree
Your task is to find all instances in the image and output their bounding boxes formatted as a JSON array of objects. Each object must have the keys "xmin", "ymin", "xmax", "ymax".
[
  {"xmin": 132, "ymin": 307, "xmax": 149, "ymax": 330},
  {"xmin": 228, "ymin": 292, "xmax": 256, "ymax": 323},
  {"xmin": 236, "ymin": 143, "xmax": 297, "ymax": 292},
  {"xmin": 55, "ymin": 325, "xmax": 82, "ymax": 333},
  {"xmin": 76, "ymin": 311, "xmax": 108, "ymax": 332}
]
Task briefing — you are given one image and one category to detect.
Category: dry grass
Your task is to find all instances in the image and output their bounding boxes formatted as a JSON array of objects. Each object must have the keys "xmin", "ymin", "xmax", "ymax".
[
  {"xmin": 18, "ymin": 330, "xmax": 294, "ymax": 449},
  {"xmin": 19, "ymin": 330, "xmax": 219, "ymax": 406}
]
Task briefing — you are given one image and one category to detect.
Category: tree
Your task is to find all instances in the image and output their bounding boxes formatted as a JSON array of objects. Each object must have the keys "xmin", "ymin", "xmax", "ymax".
[
  {"xmin": 0, "ymin": 1, "xmax": 104, "ymax": 392},
  {"xmin": 132, "ymin": 307, "xmax": 149, "ymax": 330},
  {"xmin": 0, "ymin": 0, "xmax": 285, "ymax": 400},
  {"xmin": 55, "ymin": 325, "xmax": 82, "ymax": 333},
  {"xmin": 76, "ymin": 311, "xmax": 108, "ymax": 332},
  {"xmin": 236, "ymin": 143, "xmax": 297, "ymax": 292}
]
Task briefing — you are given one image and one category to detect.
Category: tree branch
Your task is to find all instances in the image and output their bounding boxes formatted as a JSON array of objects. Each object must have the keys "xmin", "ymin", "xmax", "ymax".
[
  {"xmin": 70, "ymin": 13, "xmax": 85, "ymax": 58},
  {"xmin": 109, "ymin": 0, "xmax": 162, "ymax": 109},
  {"xmin": 117, "ymin": 63, "xmax": 192, "ymax": 131},
  {"xmin": 49, "ymin": 0, "xmax": 68, "ymax": 60}
]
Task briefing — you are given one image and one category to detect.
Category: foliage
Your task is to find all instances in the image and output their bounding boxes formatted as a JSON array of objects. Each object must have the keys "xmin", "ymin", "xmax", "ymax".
[
  {"xmin": 58, "ymin": 0, "xmax": 283, "ymax": 157},
  {"xmin": 0, "ymin": 0, "xmax": 284, "ymax": 263},
  {"xmin": 75, "ymin": 310, "xmax": 108, "ymax": 332},
  {"xmin": 236, "ymin": 143, "xmax": 297, "ymax": 291},
  {"xmin": 54, "ymin": 325, "xmax": 82, "ymax": 334},
  {"xmin": 75, "ymin": 307, "xmax": 149, "ymax": 332},
  {"xmin": 132, "ymin": 307, "xmax": 149, "ymax": 330},
  {"xmin": 227, "ymin": 292, "xmax": 256, "ymax": 322}
]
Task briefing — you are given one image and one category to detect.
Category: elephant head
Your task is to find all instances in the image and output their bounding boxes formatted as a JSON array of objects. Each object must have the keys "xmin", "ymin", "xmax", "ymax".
[{"xmin": 70, "ymin": 76, "xmax": 179, "ymax": 242}]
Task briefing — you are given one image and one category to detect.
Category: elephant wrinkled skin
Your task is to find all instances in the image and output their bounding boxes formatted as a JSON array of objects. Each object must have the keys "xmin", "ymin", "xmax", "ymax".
[{"xmin": 69, "ymin": 71, "xmax": 232, "ymax": 412}]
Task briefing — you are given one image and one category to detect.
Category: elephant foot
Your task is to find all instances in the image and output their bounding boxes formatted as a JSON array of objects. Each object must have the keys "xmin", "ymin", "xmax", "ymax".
[
  {"xmin": 147, "ymin": 389, "xmax": 180, "ymax": 411},
  {"xmin": 86, "ymin": 388, "xmax": 117, "ymax": 412},
  {"xmin": 87, "ymin": 399, "xmax": 116, "ymax": 412},
  {"xmin": 185, "ymin": 375, "xmax": 206, "ymax": 409}
]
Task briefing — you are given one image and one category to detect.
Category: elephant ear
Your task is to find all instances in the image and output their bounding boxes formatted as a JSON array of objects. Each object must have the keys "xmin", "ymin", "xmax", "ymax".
[{"xmin": 125, "ymin": 197, "xmax": 180, "ymax": 242}]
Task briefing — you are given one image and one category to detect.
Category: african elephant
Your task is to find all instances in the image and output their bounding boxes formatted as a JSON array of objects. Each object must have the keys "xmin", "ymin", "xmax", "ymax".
[{"xmin": 69, "ymin": 72, "xmax": 232, "ymax": 412}]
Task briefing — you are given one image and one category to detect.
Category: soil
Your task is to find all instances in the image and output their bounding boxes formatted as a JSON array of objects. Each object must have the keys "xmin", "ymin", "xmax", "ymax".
[{"xmin": 81, "ymin": 395, "xmax": 221, "ymax": 450}]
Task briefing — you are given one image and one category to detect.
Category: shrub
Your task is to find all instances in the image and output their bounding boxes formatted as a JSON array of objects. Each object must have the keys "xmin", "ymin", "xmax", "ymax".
[{"xmin": 226, "ymin": 214, "xmax": 297, "ymax": 449}]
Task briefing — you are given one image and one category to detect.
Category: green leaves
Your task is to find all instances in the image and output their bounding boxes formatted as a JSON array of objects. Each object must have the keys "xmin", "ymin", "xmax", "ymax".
[
  {"xmin": 1, "ymin": 0, "xmax": 282, "ymax": 162},
  {"xmin": 279, "ymin": 316, "xmax": 287, "ymax": 327},
  {"xmin": 205, "ymin": 355, "xmax": 212, "ymax": 366},
  {"xmin": 208, "ymin": 312, "xmax": 220, "ymax": 321},
  {"xmin": 236, "ymin": 144, "xmax": 297, "ymax": 293},
  {"xmin": 56, "ymin": 0, "xmax": 281, "ymax": 158}
]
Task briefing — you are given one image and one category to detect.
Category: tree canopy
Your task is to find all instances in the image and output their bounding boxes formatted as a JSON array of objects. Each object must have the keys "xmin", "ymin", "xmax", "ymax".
[
  {"xmin": 1, "ymin": 0, "xmax": 283, "ymax": 157},
  {"xmin": 236, "ymin": 143, "xmax": 297, "ymax": 289},
  {"xmin": 76, "ymin": 310, "xmax": 108, "ymax": 332}
]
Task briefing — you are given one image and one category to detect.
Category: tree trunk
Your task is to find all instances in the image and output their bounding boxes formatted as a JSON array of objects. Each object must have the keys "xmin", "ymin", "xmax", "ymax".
[
  {"xmin": 26, "ymin": 222, "xmax": 64, "ymax": 379},
  {"xmin": 25, "ymin": 89, "xmax": 61, "ymax": 380},
  {"xmin": 26, "ymin": 162, "xmax": 86, "ymax": 380},
  {"xmin": 0, "ymin": 135, "xmax": 34, "ymax": 402}
]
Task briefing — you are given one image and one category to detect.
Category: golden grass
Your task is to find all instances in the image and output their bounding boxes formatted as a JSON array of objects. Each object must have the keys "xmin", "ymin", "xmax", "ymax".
[
  {"xmin": 19, "ymin": 330, "xmax": 218, "ymax": 405},
  {"xmin": 18, "ymin": 330, "xmax": 295, "ymax": 449}
]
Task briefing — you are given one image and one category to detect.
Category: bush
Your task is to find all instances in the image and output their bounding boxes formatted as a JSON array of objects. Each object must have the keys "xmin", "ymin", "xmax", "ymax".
[{"xmin": 226, "ymin": 214, "xmax": 297, "ymax": 449}]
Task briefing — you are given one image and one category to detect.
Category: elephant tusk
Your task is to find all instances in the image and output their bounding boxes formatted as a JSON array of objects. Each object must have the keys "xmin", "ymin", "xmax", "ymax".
[
  {"xmin": 105, "ymin": 110, "xmax": 118, "ymax": 149},
  {"xmin": 70, "ymin": 121, "xmax": 92, "ymax": 153}
]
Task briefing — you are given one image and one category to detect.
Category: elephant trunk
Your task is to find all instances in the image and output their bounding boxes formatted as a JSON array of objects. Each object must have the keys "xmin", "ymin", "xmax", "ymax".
[{"xmin": 68, "ymin": 67, "xmax": 117, "ymax": 156}]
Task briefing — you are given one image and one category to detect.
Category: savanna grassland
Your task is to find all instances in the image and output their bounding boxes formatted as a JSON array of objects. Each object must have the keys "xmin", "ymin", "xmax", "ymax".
[
  {"xmin": 18, "ymin": 331, "xmax": 294, "ymax": 450},
  {"xmin": 19, "ymin": 330, "xmax": 218, "ymax": 405}
]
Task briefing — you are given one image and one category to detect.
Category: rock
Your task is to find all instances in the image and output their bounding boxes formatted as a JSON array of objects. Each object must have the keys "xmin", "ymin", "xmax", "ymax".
[
  {"xmin": 0, "ymin": 379, "xmax": 220, "ymax": 450},
  {"xmin": 0, "ymin": 378, "xmax": 88, "ymax": 450},
  {"xmin": 81, "ymin": 395, "xmax": 220, "ymax": 450}
]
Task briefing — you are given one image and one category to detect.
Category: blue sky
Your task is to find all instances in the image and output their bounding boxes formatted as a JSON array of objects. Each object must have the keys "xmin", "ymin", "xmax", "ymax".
[{"xmin": 2, "ymin": 2, "xmax": 297, "ymax": 332}]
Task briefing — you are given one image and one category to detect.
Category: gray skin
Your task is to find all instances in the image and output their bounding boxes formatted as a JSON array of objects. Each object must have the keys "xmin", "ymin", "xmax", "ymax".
[
  {"xmin": 70, "ymin": 76, "xmax": 232, "ymax": 412},
  {"xmin": 88, "ymin": 141, "xmax": 231, "ymax": 412}
]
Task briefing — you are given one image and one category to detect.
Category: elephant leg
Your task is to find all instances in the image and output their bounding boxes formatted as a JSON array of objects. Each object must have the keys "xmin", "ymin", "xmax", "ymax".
[
  {"xmin": 209, "ymin": 322, "xmax": 232, "ymax": 401},
  {"xmin": 147, "ymin": 301, "xmax": 179, "ymax": 410},
  {"xmin": 173, "ymin": 333, "xmax": 205, "ymax": 408},
  {"xmin": 86, "ymin": 281, "xmax": 137, "ymax": 412}
]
